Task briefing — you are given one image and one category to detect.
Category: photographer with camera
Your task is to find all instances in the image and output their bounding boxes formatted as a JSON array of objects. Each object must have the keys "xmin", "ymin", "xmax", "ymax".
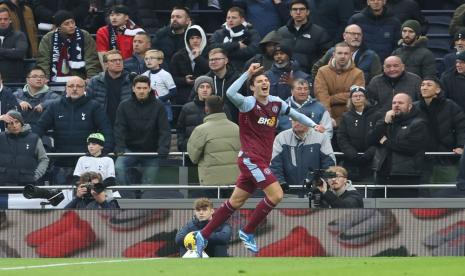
[
  {"xmin": 314, "ymin": 166, "xmax": 363, "ymax": 208},
  {"xmin": 65, "ymin": 171, "xmax": 119, "ymax": 209}
]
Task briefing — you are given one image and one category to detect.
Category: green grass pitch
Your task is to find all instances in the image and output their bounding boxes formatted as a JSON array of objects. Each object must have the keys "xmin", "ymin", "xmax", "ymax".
[{"xmin": 0, "ymin": 257, "xmax": 463, "ymax": 276}]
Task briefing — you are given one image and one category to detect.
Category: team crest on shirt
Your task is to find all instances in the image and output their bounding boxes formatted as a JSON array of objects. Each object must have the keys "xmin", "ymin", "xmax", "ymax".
[
  {"xmin": 264, "ymin": 168, "xmax": 271, "ymax": 175},
  {"xmin": 272, "ymin": 106, "xmax": 279, "ymax": 113},
  {"xmin": 257, "ymin": 116, "xmax": 276, "ymax": 127}
]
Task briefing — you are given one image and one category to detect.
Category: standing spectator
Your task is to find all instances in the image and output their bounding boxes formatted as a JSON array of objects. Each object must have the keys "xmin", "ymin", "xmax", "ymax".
[
  {"xmin": 95, "ymin": 5, "xmax": 144, "ymax": 68},
  {"xmin": 114, "ymin": 75, "xmax": 171, "ymax": 190},
  {"xmin": 443, "ymin": 29, "xmax": 465, "ymax": 73},
  {"xmin": 265, "ymin": 44, "xmax": 311, "ymax": 100},
  {"xmin": 441, "ymin": 51, "xmax": 465, "ymax": 112},
  {"xmin": 312, "ymin": 24, "xmax": 382, "ymax": 84},
  {"xmin": 244, "ymin": 30, "xmax": 281, "ymax": 72},
  {"xmin": 277, "ymin": 0, "xmax": 332, "ymax": 74},
  {"xmin": 175, "ymin": 198, "xmax": 232, "ymax": 257},
  {"xmin": 368, "ymin": 93, "xmax": 428, "ymax": 198},
  {"xmin": 0, "ymin": 0, "xmax": 38, "ymax": 58},
  {"xmin": 0, "ymin": 110, "xmax": 49, "ymax": 185},
  {"xmin": 34, "ymin": 76, "xmax": 113, "ymax": 185},
  {"xmin": 314, "ymin": 42, "xmax": 365, "ymax": 126},
  {"xmin": 170, "ymin": 25, "xmax": 209, "ymax": 105},
  {"xmin": 0, "ymin": 7, "xmax": 27, "ymax": 82},
  {"xmin": 152, "ymin": 6, "xmax": 191, "ymax": 68},
  {"xmin": 29, "ymin": 0, "xmax": 89, "ymax": 28},
  {"xmin": 277, "ymin": 78, "xmax": 333, "ymax": 139},
  {"xmin": 367, "ymin": 55, "xmax": 421, "ymax": 113},
  {"xmin": 123, "ymin": 31, "xmax": 151, "ymax": 75},
  {"xmin": 14, "ymin": 66, "xmax": 60, "ymax": 129},
  {"xmin": 392, "ymin": 20, "xmax": 436, "ymax": 78},
  {"xmin": 86, "ymin": 49, "xmax": 132, "ymax": 126},
  {"xmin": 348, "ymin": 0, "xmax": 401, "ymax": 61},
  {"xmin": 307, "ymin": 0, "xmax": 355, "ymax": 44},
  {"xmin": 177, "ymin": 76, "xmax": 213, "ymax": 152},
  {"xmin": 270, "ymin": 110, "xmax": 336, "ymax": 196},
  {"xmin": 210, "ymin": 7, "xmax": 260, "ymax": 72},
  {"xmin": 37, "ymin": 10, "xmax": 101, "ymax": 82},
  {"xmin": 0, "ymin": 73, "xmax": 19, "ymax": 131},
  {"xmin": 142, "ymin": 49, "xmax": 177, "ymax": 123},
  {"xmin": 187, "ymin": 95, "xmax": 240, "ymax": 188},
  {"xmin": 231, "ymin": 0, "xmax": 290, "ymax": 38},
  {"xmin": 337, "ymin": 85, "xmax": 381, "ymax": 181},
  {"xmin": 317, "ymin": 166, "xmax": 364, "ymax": 208}
]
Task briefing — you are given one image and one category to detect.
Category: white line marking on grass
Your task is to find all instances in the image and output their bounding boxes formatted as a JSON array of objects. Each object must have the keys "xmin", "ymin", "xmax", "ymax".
[{"xmin": 0, "ymin": 258, "xmax": 164, "ymax": 271}]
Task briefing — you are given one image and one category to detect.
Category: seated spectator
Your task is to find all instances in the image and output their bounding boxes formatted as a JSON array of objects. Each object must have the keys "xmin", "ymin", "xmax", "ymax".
[
  {"xmin": 123, "ymin": 32, "xmax": 151, "ymax": 75},
  {"xmin": 316, "ymin": 166, "xmax": 364, "ymax": 208},
  {"xmin": 0, "ymin": 110, "xmax": 49, "ymax": 186},
  {"xmin": 441, "ymin": 51, "xmax": 465, "ymax": 113},
  {"xmin": 177, "ymin": 76, "xmax": 214, "ymax": 152},
  {"xmin": 265, "ymin": 44, "xmax": 311, "ymax": 100},
  {"xmin": 73, "ymin": 133, "xmax": 116, "ymax": 182},
  {"xmin": 0, "ymin": 74, "xmax": 19, "ymax": 131},
  {"xmin": 142, "ymin": 49, "xmax": 177, "ymax": 123},
  {"xmin": 114, "ymin": 75, "xmax": 170, "ymax": 196},
  {"xmin": 101, "ymin": 1, "xmax": 159, "ymax": 33},
  {"xmin": 312, "ymin": 24, "xmax": 382, "ymax": 84},
  {"xmin": 367, "ymin": 55, "xmax": 421, "ymax": 113},
  {"xmin": 277, "ymin": 78, "xmax": 333, "ymax": 139},
  {"xmin": 244, "ymin": 30, "xmax": 281, "ymax": 72},
  {"xmin": 392, "ymin": 20, "xmax": 436, "ymax": 78},
  {"xmin": 175, "ymin": 198, "xmax": 231, "ymax": 257},
  {"xmin": 87, "ymin": 49, "xmax": 132, "ymax": 126},
  {"xmin": 29, "ymin": 0, "xmax": 89, "ymax": 29},
  {"xmin": 0, "ymin": 7, "xmax": 27, "ymax": 83},
  {"xmin": 443, "ymin": 29, "xmax": 465, "ymax": 73},
  {"xmin": 37, "ymin": 10, "xmax": 101, "ymax": 82},
  {"xmin": 14, "ymin": 66, "xmax": 61, "ymax": 129},
  {"xmin": 270, "ymin": 109, "xmax": 336, "ymax": 196},
  {"xmin": 65, "ymin": 171, "xmax": 119, "ymax": 209},
  {"xmin": 337, "ymin": 86, "xmax": 381, "ymax": 181},
  {"xmin": 187, "ymin": 95, "xmax": 240, "ymax": 191},
  {"xmin": 34, "ymin": 76, "xmax": 113, "ymax": 185},
  {"xmin": 96, "ymin": 5, "xmax": 144, "ymax": 68},
  {"xmin": 210, "ymin": 6, "xmax": 260, "ymax": 71},
  {"xmin": 314, "ymin": 42, "xmax": 365, "ymax": 126},
  {"xmin": 0, "ymin": 0, "xmax": 38, "ymax": 58},
  {"xmin": 170, "ymin": 25, "xmax": 209, "ymax": 105}
]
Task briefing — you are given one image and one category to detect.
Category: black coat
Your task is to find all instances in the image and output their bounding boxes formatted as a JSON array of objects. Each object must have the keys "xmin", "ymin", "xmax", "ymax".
[
  {"xmin": 176, "ymin": 97, "xmax": 206, "ymax": 152},
  {"xmin": 152, "ymin": 25, "xmax": 185, "ymax": 68},
  {"xmin": 320, "ymin": 188, "xmax": 364, "ymax": 208},
  {"xmin": 29, "ymin": 0, "xmax": 89, "ymax": 26},
  {"xmin": 0, "ymin": 86, "xmax": 19, "ymax": 131},
  {"xmin": 441, "ymin": 70, "xmax": 465, "ymax": 113},
  {"xmin": 114, "ymin": 93, "xmax": 171, "ymax": 155},
  {"xmin": 368, "ymin": 107, "xmax": 428, "ymax": 176},
  {"xmin": 0, "ymin": 26, "xmax": 27, "ymax": 82},
  {"xmin": 414, "ymin": 95, "xmax": 465, "ymax": 152}
]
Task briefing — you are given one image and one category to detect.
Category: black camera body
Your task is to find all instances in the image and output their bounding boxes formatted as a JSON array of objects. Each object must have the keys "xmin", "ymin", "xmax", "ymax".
[
  {"xmin": 81, "ymin": 182, "xmax": 105, "ymax": 198},
  {"xmin": 23, "ymin": 185, "xmax": 64, "ymax": 206},
  {"xmin": 304, "ymin": 169, "xmax": 337, "ymax": 208}
]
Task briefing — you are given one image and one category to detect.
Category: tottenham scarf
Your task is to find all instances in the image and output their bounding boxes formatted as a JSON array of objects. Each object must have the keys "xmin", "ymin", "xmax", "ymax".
[
  {"xmin": 108, "ymin": 20, "xmax": 144, "ymax": 50},
  {"xmin": 223, "ymin": 22, "xmax": 248, "ymax": 43},
  {"xmin": 50, "ymin": 28, "xmax": 85, "ymax": 82}
]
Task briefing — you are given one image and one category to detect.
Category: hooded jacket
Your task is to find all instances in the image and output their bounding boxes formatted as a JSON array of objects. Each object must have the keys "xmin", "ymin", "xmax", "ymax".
[
  {"xmin": 392, "ymin": 36, "xmax": 437, "ymax": 78},
  {"xmin": 265, "ymin": 60, "xmax": 312, "ymax": 100},
  {"xmin": 170, "ymin": 25, "xmax": 210, "ymax": 105},
  {"xmin": 0, "ymin": 124, "xmax": 49, "ymax": 184},
  {"xmin": 244, "ymin": 29, "xmax": 281, "ymax": 72},
  {"xmin": 14, "ymin": 84, "xmax": 60, "ymax": 127},
  {"xmin": 314, "ymin": 58, "xmax": 365, "ymax": 124}
]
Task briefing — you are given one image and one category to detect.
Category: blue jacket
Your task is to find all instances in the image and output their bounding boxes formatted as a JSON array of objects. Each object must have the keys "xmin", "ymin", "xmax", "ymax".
[
  {"xmin": 34, "ymin": 95, "xmax": 114, "ymax": 154},
  {"xmin": 124, "ymin": 54, "xmax": 148, "ymax": 75},
  {"xmin": 265, "ymin": 61, "xmax": 312, "ymax": 100},
  {"xmin": 175, "ymin": 216, "xmax": 231, "ymax": 257},
  {"xmin": 0, "ymin": 86, "xmax": 19, "ymax": 131},
  {"xmin": 348, "ymin": 6, "xmax": 401, "ymax": 61},
  {"xmin": 270, "ymin": 128, "xmax": 336, "ymax": 187}
]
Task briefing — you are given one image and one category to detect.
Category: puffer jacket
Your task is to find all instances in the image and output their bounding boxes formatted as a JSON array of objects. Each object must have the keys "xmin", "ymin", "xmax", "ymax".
[
  {"xmin": 176, "ymin": 97, "xmax": 207, "ymax": 152},
  {"xmin": 392, "ymin": 36, "xmax": 437, "ymax": 78}
]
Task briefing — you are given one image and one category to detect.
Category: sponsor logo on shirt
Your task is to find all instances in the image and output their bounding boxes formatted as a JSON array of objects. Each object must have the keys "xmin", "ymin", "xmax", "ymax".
[{"xmin": 257, "ymin": 116, "xmax": 276, "ymax": 127}]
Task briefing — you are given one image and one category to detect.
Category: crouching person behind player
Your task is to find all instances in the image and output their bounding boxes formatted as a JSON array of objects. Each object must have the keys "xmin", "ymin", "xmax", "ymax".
[
  {"xmin": 316, "ymin": 166, "xmax": 363, "ymax": 208},
  {"xmin": 175, "ymin": 198, "xmax": 231, "ymax": 257}
]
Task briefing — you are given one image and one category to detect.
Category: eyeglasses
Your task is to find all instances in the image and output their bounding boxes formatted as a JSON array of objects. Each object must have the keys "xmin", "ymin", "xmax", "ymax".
[
  {"xmin": 208, "ymin": 57, "xmax": 226, "ymax": 63},
  {"xmin": 345, "ymin": 32, "xmax": 362, "ymax": 37},
  {"xmin": 66, "ymin": 84, "xmax": 85, "ymax": 89},
  {"xmin": 107, "ymin": 58, "xmax": 123, "ymax": 63},
  {"xmin": 28, "ymin": 75, "xmax": 46, "ymax": 79},
  {"xmin": 144, "ymin": 57, "xmax": 163, "ymax": 61},
  {"xmin": 291, "ymin": 7, "xmax": 307, "ymax": 12}
]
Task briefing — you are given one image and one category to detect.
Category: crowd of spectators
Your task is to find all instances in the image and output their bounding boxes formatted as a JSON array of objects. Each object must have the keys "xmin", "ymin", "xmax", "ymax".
[{"xmin": 1, "ymin": 0, "xmax": 465, "ymax": 200}]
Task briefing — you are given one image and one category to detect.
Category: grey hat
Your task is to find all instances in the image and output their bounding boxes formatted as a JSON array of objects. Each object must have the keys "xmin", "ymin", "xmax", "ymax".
[
  {"xmin": 401, "ymin": 20, "xmax": 421, "ymax": 36},
  {"xmin": 194, "ymin": 76, "xmax": 214, "ymax": 92},
  {"xmin": 6, "ymin": 110, "xmax": 24, "ymax": 125}
]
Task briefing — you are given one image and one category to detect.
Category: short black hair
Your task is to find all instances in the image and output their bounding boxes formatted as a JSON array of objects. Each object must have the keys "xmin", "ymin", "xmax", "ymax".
[
  {"xmin": 172, "ymin": 6, "xmax": 190, "ymax": 18},
  {"xmin": 27, "ymin": 66, "xmax": 46, "ymax": 77},
  {"xmin": 132, "ymin": 75, "xmax": 150, "ymax": 87},
  {"xmin": 290, "ymin": 0, "xmax": 309, "ymax": 10}
]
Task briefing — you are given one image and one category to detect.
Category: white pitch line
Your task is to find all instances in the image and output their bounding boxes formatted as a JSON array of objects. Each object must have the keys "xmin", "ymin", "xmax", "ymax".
[{"xmin": 0, "ymin": 258, "xmax": 164, "ymax": 271}]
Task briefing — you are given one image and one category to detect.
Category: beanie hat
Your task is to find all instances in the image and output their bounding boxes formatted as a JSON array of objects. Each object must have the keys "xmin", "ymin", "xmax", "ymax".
[
  {"xmin": 455, "ymin": 28, "xmax": 465, "ymax": 41},
  {"xmin": 273, "ymin": 44, "xmax": 293, "ymax": 58},
  {"xmin": 457, "ymin": 51, "xmax": 465, "ymax": 62},
  {"xmin": 186, "ymin": 28, "xmax": 202, "ymax": 41},
  {"xmin": 109, "ymin": 5, "xmax": 130, "ymax": 15},
  {"xmin": 401, "ymin": 20, "xmax": 421, "ymax": 36},
  {"xmin": 87, "ymin": 133, "xmax": 105, "ymax": 146},
  {"xmin": 6, "ymin": 110, "xmax": 24, "ymax": 125},
  {"xmin": 53, "ymin": 10, "xmax": 74, "ymax": 26},
  {"xmin": 194, "ymin": 76, "xmax": 214, "ymax": 92},
  {"xmin": 349, "ymin": 85, "xmax": 366, "ymax": 97}
]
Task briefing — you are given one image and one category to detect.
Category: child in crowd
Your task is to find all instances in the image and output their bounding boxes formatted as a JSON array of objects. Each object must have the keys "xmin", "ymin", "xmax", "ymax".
[{"xmin": 142, "ymin": 49, "xmax": 177, "ymax": 122}]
